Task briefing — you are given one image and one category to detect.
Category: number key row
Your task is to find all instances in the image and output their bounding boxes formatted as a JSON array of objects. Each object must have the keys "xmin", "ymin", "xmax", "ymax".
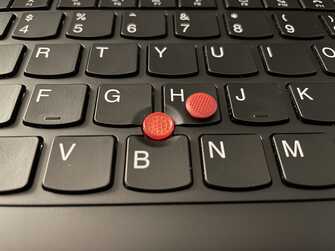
[
  {"xmin": 3, "ymin": 11, "xmax": 335, "ymax": 40},
  {"xmin": 11, "ymin": 11, "xmax": 221, "ymax": 39}
]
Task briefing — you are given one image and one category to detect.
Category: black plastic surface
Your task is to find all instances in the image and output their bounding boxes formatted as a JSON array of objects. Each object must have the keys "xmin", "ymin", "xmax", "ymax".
[
  {"xmin": 0, "ymin": 202, "xmax": 334, "ymax": 250},
  {"xmin": 0, "ymin": 0, "xmax": 334, "ymax": 249}
]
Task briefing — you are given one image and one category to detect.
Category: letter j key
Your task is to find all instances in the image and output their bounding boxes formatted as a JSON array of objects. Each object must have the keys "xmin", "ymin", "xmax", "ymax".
[{"xmin": 226, "ymin": 83, "xmax": 289, "ymax": 125}]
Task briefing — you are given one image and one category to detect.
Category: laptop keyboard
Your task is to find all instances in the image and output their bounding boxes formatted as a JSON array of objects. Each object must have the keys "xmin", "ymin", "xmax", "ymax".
[{"xmin": 0, "ymin": 0, "xmax": 335, "ymax": 205}]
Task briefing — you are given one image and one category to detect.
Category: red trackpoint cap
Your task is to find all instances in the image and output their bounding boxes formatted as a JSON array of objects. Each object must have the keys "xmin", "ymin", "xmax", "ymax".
[
  {"xmin": 185, "ymin": 92, "xmax": 218, "ymax": 119},
  {"xmin": 142, "ymin": 112, "xmax": 175, "ymax": 141}
]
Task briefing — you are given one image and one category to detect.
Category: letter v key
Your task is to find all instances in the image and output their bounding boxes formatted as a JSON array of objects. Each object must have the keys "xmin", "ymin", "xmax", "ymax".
[{"xmin": 59, "ymin": 143, "xmax": 76, "ymax": 161}]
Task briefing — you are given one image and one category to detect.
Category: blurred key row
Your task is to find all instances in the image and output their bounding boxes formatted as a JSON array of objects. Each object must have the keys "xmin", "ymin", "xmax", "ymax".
[
  {"xmin": 2, "ymin": 0, "xmax": 217, "ymax": 10},
  {"xmin": 0, "ymin": 11, "xmax": 335, "ymax": 40},
  {"xmin": 2, "ymin": 132, "xmax": 335, "ymax": 195},
  {"xmin": 2, "ymin": 83, "xmax": 335, "ymax": 127},
  {"xmin": 226, "ymin": 0, "xmax": 335, "ymax": 10},
  {"xmin": 2, "ymin": 0, "xmax": 334, "ymax": 10}
]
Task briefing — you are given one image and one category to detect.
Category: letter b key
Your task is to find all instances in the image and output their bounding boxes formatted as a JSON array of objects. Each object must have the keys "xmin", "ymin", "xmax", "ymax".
[{"xmin": 125, "ymin": 136, "xmax": 192, "ymax": 192}]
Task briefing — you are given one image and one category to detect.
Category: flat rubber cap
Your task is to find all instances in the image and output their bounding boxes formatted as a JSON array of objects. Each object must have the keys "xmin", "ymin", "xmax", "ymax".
[
  {"xmin": 142, "ymin": 112, "xmax": 175, "ymax": 141},
  {"xmin": 186, "ymin": 92, "xmax": 218, "ymax": 119}
]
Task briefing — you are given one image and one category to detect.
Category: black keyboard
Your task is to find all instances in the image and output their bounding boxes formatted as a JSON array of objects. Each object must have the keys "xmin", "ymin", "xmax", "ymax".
[{"xmin": 0, "ymin": 0, "xmax": 335, "ymax": 206}]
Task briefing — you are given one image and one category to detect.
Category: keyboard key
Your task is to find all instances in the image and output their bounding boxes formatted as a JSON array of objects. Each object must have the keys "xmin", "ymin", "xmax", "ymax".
[
  {"xmin": 148, "ymin": 44, "xmax": 198, "ymax": 77},
  {"xmin": 226, "ymin": 83, "xmax": 289, "ymax": 125},
  {"xmin": 125, "ymin": 136, "xmax": 192, "ymax": 192},
  {"xmin": 204, "ymin": 44, "xmax": 257, "ymax": 76},
  {"xmin": 201, "ymin": 135, "xmax": 271, "ymax": 190},
  {"xmin": 43, "ymin": 136, "xmax": 115, "ymax": 194},
  {"xmin": 66, "ymin": 11, "xmax": 114, "ymax": 39},
  {"xmin": 0, "ymin": 14, "xmax": 14, "ymax": 39},
  {"xmin": 272, "ymin": 134, "xmax": 335, "ymax": 188},
  {"xmin": 121, "ymin": 12, "xmax": 166, "ymax": 39},
  {"xmin": 0, "ymin": 85, "xmax": 23, "ymax": 126},
  {"xmin": 225, "ymin": 0, "xmax": 264, "ymax": 8},
  {"xmin": 0, "ymin": 137, "xmax": 40, "ymax": 193},
  {"xmin": 289, "ymin": 83, "xmax": 335, "ymax": 124},
  {"xmin": 314, "ymin": 43, "xmax": 335, "ymax": 75},
  {"xmin": 263, "ymin": 0, "xmax": 301, "ymax": 9},
  {"xmin": 11, "ymin": 0, "xmax": 51, "ymax": 9},
  {"xmin": 178, "ymin": 0, "xmax": 217, "ymax": 8},
  {"xmin": 0, "ymin": 0, "xmax": 12, "ymax": 9},
  {"xmin": 0, "ymin": 44, "xmax": 25, "ymax": 78},
  {"xmin": 25, "ymin": 44, "xmax": 81, "ymax": 78},
  {"xmin": 174, "ymin": 12, "xmax": 220, "ymax": 38},
  {"xmin": 224, "ymin": 12, "xmax": 273, "ymax": 38},
  {"xmin": 24, "ymin": 84, "xmax": 88, "ymax": 128},
  {"xmin": 300, "ymin": 0, "xmax": 335, "ymax": 10},
  {"xmin": 139, "ymin": 0, "xmax": 176, "ymax": 8},
  {"xmin": 94, "ymin": 84, "xmax": 152, "ymax": 126},
  {"xmin": 273, "ymin": 13, "xmax": 324, "ymax": 39},
  {"xmin": 259, "ymin": 44, "xmax": 316, "ymax": 76},
  {"xmin": 320, "ymin": 14, "xmax": 335, "ymax": 38},
  {"xmin": 86, "ymin": 43, "xmax": 138, "ymax": 77},
  {"xmin": 13, "ymin": 12, "xmax": 63, "ymax": 40},
  {"xmin": 57, "ymin": 0, "xmax": 97, "ymax": 8},
  {"xmin": 163, "ymin": 84, "xmax": 220, "ymax": 125},
  {"xmin": 99, "ymin": 0, "xmax": 137, "ymax": 8}
]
